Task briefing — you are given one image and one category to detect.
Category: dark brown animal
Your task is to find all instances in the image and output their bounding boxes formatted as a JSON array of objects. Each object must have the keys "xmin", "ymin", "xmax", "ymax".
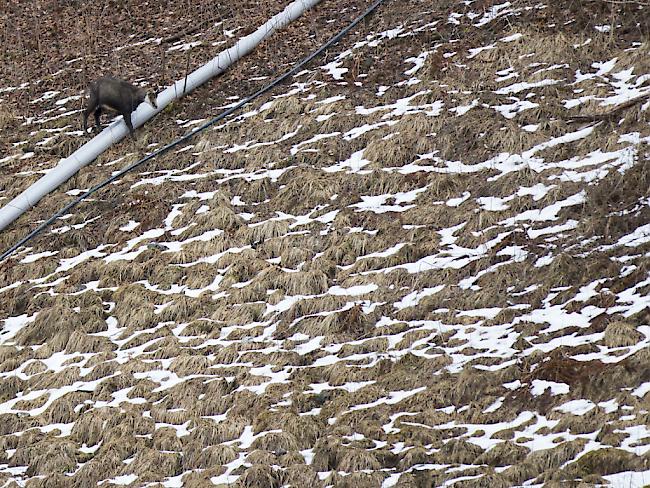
[{"xmin": 82, "ymin": 77, "xmax": 157, "ymax": 139}]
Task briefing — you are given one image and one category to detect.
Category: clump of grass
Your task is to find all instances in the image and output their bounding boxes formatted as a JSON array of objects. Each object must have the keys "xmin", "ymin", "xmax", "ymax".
[
  {"xmin": 250, "ymin": 431, "xmax": 299, "ymax": 453},
  {"xmin": 0, "ymin": 107, "xmax": 17, "ymax": 131},
  {"xmin": 502, "ymin": 439, "xmax": 586, "ymax": 485},
  {"xmin": 185, "ymin": 444, "xmax": 238, "ymax": 470},
  {"xmin": 435, "ymin": 438, "xmax": 485, "ymax": 465},
  {"xmin": 280, "ymin": 465, "xmax": 322, "ymax": 487},
  {"xmin": 127, "ymin": 448, "xmax": 182, "ymax": 482},
  {"xmin": 236, "ymin": 464, "xmax": 281, "ymax": 488},
  {"xmin": 603, "ymin": 321, "xmax": 644, "ymax": 348},
  {"xmin": 152, "ymin": 427, "xmax": 183, "ymax": 452},
  {"xmin": 475, "ymin": 441, "xmax": 530, "ymax": 467},
  {"xmin": 12, "ymin": 439, "xmax": 77, "ymax": 477}
]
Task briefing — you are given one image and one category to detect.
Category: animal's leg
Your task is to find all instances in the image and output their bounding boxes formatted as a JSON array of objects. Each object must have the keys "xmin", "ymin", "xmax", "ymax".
[
  {"xmin": 93, "ymin": 107, "xmax": 102, "ymax": 133},
  {"xmin": 124, "ymin": 112, "xmax": 136, "ymax": 140},
  {"xmin": 82, "ymin": 108, "xmax": 92, "ymax": 134},
  {"xmin": 83, "ymin": 87, "xmax": 98, "ymax": 134}
]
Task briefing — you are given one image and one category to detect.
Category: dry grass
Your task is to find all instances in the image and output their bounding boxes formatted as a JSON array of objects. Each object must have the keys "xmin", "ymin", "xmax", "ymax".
[{"xmin": 2, "ymin": 0, "xmax": 650, "ymax": 486}]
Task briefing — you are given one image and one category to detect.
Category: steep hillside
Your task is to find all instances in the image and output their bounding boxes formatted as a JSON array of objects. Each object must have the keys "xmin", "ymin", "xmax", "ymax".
[{"xmin": 1, "ymin": 0, "xmax": 650, "ymax": 487}]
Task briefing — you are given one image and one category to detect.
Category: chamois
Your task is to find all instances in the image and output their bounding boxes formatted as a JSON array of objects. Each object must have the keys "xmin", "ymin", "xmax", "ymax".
[{"xmin": 82, "ymin": 77, "xmax": 157, "ymax": 139}]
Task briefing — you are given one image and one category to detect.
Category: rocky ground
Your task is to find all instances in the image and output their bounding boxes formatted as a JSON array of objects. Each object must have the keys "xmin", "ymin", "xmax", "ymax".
[{"xmin": 1, "ymin": 0, "xmax": 650, "ymax": 487}]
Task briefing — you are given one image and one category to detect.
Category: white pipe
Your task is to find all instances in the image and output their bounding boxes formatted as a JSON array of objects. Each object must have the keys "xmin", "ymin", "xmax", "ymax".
[{"xmin": 0, "ymin": 0, "xmax": 320, "ymax": 232}]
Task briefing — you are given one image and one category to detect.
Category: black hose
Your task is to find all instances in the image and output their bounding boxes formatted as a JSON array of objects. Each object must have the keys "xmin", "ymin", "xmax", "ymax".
[{"xmin": 0, "ymin": 0, "xmax": 385, "ymax": 263}]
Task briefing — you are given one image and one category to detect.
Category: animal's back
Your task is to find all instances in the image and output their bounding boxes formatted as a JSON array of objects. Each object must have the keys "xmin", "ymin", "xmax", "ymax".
[{"xmin": 92, "ymin": 77, "xmax": 136, "ymax": 109}]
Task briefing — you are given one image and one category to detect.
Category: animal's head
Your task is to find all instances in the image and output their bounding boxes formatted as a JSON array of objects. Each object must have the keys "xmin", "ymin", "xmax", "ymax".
[{"xmin": 136, "ymin": 86, "xmax": 158, "ymax": 110}]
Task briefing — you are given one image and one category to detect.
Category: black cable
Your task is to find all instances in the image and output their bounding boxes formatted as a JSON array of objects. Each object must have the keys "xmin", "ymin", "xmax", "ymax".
[{"xmin": 0, "ymin": 0, "xmax": 385, "ymax": 263}]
